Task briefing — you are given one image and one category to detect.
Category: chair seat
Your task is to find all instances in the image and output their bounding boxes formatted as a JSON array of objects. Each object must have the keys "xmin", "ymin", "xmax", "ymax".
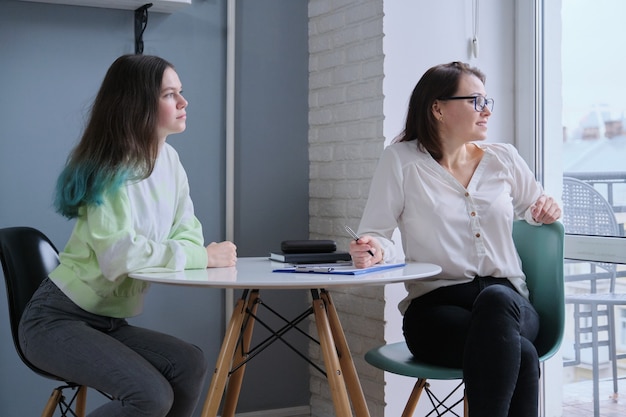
[{"xmin": 365, "ymin": 342, "xmax": 463, "ymax": 380}]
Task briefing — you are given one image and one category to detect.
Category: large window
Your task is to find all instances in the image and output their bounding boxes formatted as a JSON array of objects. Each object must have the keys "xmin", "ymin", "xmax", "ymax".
[{"xmin": 529, "ymin": 0, "xmax": 626, "ymax": 415}]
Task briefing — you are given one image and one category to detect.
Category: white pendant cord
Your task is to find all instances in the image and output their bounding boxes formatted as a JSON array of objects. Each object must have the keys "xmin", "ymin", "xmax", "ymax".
[{"xmin": 472, "ymin": 0, "xmax": 480, "ymax": 58}]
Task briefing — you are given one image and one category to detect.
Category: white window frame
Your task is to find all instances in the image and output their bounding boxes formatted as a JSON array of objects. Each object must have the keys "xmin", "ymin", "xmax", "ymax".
[
  {"xmin": 515, "ymin": 0, "xmax": 626, "ymax": 417},
  {"xmin": 516, "ymin": 1, "xmax": 626, "ymax": 415},
  {"xmin": 515, "ymin": 0, "xmax": 626, "ymax": 264}
]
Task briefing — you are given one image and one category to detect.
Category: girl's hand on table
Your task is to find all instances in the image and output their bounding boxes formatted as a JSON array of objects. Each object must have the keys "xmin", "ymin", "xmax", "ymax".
[{"xmin": 206, "ymin": 241, "xmax": 237, "ymax": 267}]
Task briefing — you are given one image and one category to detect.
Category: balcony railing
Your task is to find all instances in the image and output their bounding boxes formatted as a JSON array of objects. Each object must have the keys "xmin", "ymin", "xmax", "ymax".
[{"xmin": 565, "ymin": 171, "xmax": 626, "ymax": 214}]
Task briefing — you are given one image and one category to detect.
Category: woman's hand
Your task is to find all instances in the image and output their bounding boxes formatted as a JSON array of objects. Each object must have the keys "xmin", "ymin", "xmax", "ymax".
[
  {"xmin": 349, "ymin": 235, "xmax": 383, "ymax": 268},
  {"xmin": 206, "ymin": 241, "xmax": 237, "ymax": 267},
  {"xmin": 531, "ymin": 195, "xmax": 562, "ymax": 224}
]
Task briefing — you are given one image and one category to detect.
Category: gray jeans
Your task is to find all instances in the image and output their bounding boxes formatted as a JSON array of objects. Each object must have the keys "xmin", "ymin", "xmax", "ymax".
[{"xmin": 18, "ymin": 278, "xmax": 208, "ymax": 417}]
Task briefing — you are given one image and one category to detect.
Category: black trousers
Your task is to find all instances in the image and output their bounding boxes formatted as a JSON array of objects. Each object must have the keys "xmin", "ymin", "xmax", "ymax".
[{"xmin": 403, "ymin": 276, "xmax": 540, "ymax": 417}]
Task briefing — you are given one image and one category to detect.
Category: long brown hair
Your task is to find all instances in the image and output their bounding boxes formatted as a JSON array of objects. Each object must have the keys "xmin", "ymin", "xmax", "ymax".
[
  {"xmin": 54, "ymin": 54, "xmax": 173, "ymax": 218},
  {"xmin": 395, "ymin": 61, "xmax": 485, "ymax": 161}
]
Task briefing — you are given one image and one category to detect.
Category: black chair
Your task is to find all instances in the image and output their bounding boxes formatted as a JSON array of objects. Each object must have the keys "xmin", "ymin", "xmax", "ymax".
[{"xmin": 0, "ymin": 226, "xmax": 88, "ymax": 417}]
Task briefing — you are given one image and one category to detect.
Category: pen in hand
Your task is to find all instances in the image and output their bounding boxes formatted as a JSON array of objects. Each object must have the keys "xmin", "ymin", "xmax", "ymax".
[{"xmin": 345, "ymin": 225, "xmax": 375, "ymax": 257}]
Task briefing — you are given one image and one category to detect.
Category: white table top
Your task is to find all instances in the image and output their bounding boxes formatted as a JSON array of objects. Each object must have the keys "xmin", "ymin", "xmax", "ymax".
[{"xmin": 129, "ymin": 257, "xmax": 441, "ymax": 289}]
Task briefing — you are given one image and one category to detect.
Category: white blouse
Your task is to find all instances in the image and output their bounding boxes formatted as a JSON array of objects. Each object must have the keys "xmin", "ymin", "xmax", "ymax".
[{"xmin": 357, "ymin": 141, "xmax": 544, "ymax": 314}]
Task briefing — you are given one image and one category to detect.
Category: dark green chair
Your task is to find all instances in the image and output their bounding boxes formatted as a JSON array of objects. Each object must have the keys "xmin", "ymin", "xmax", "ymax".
[{"xmin": 364, "ymin": 220, "xmax": 565, "ymax": 416}]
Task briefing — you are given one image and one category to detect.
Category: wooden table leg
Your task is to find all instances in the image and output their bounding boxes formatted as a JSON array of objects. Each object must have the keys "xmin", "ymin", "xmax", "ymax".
[
  {"xmin": 312, "ymin": 296, "xmax": 352, "ymax": 417},
  {"xmin": 321, "ymin": 290, "xmax": 371, "ymax": 417},
  {"xmin": 221, "ymin": 290, "xmax": 261, "ymax": 417},
  {"xmin": 200, "ymin": 294, "xmax": 249, "ymax": 417}
]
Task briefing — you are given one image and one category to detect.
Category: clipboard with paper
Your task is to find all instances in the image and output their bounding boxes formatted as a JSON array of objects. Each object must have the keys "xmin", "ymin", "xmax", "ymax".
[{"xmin": 272, "ymin": 262, "xmax": 406, "ymax": 275}]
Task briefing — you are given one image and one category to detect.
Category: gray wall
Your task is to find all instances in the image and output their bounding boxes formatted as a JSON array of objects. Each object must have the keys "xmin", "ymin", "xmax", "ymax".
[
  {"xmin": 232, "ymin": 0, "xmax": 310, "ymax": 412},
  {"xmin": 0, "ymin": 0, "xmax": 309, "ymax": 415}
]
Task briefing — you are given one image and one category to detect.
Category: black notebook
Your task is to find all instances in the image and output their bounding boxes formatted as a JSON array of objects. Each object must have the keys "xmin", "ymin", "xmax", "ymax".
[{"xmin": 269, "ymin": 251, "xmax": 352, "ymax": 264}]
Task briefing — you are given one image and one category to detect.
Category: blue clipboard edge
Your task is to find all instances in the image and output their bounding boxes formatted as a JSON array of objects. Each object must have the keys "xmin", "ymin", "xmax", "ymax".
[{"xmin": 272, "ymin": 262, "xmax": 406, "ymax": 275}]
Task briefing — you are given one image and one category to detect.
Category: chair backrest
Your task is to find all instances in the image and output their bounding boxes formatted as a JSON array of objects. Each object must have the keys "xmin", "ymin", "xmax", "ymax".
[
  {"xmin": 512, "ymin": 220, "xmax": 565, "ymax": 361},
  {"xmin": 562, "ymin": 176, "xmax": 620, "ymax": 237},
  {"xmin": 0, "ymin": 226, "xmax": 61, "ymax": 378},
  {"xmin": 562, "ymin": 176, "xmax": 618, "ymax": 291}
]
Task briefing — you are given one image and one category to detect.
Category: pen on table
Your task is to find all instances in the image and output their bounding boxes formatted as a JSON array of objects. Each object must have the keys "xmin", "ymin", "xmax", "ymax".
[
  {"xmin": 344, "ymin": 225, "xmax": 375, "ymax": 257},
  {"xmin": 295, "ymin": 266, "xmax": 335, "ymax": 273}
]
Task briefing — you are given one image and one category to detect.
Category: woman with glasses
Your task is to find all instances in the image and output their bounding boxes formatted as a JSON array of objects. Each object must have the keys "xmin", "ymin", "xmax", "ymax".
[{"xmin": 349, "ymin": 61, "xmax": 560, "ymax": 417}]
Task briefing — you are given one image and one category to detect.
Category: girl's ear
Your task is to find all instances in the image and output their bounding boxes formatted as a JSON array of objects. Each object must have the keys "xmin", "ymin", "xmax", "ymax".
[{"xmin": 432, "ymin": 101, "xmax": 443, "ymax": 120}]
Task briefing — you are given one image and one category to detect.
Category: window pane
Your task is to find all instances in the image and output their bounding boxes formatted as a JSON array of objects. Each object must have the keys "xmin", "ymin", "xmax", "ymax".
[
  {"xmin": 563, "ymin": 260, "xmax": 626, "ymax": 412},
  {"xmin": 561, "ymin": 0, "xmax": 626, "ymax": 239},
  {"xmin": 556, "ymin": 2, "xmax": 626, "ymax": 415}
]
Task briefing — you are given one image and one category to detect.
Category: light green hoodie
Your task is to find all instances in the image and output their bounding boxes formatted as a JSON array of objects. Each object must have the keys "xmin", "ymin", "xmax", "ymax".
[{"xmin": 50, "ymin": 143, "xmax": 208, "ymax": 318}]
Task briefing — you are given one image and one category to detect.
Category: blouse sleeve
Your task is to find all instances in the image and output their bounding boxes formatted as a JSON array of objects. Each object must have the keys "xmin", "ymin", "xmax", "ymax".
[
  {"xmin": 358, "ymin": 146, "xmax": 405, "ymax": 262},
  {"xmin": 503, "ymin": 144, "xmax": 545, "ymax": 225}
]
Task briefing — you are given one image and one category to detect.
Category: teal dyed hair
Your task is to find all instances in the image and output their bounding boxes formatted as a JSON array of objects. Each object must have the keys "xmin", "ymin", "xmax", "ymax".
[
  {"xmin": 54, "ymin": 162, "xmax": 130, "ymax": 219},
  {"xmin": 53, "ymin": 54, "xmax": 172, "ymax": 219}
]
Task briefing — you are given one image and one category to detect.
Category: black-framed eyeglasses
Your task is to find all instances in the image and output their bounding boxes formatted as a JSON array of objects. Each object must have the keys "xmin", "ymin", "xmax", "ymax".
[{"xmin": 437, "ymin": 95, "xmax": 494, "ymax": 112}]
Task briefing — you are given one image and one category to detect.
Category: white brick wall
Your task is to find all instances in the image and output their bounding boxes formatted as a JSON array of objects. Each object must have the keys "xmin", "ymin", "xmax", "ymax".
[{"xmin": 308, "ymin": 0, "xmax": 386, "ymax": 415}]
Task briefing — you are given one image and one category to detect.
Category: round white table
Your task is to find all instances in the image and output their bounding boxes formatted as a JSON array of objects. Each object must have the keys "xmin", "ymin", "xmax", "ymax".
[
  {"xmin": 130, "ymin": 256, "xmax": 441, "ymax": 289},
  {"xmin": 130, "ymin": 257, "xmax": 441, "ymax": 417}
]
